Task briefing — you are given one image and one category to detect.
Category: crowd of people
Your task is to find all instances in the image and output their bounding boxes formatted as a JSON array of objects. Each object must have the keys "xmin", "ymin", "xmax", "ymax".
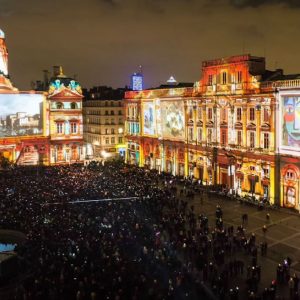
[{"xmin": 0, "ymin": 161, "xmax": 298, "ymax": 299}]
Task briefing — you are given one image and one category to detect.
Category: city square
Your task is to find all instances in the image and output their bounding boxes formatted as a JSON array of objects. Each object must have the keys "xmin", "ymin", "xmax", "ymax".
[
  {"xmin": 1, "ymin": 163, "xmax": 300, "ymax": 299},
  {"xmin": 1, "ymin": 0, "xmax": 300, "ymax": 299}
]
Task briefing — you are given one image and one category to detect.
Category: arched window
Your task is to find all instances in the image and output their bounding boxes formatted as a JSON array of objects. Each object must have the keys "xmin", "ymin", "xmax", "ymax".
[
  {"xmin": 285, "ymin": 170, "xmax": 296, "ymax": 180},
  {"xmin": 56, "ymin": 102, "xmax": 64, "ymax": 109},
  {"xmin": 70, "ymin": 102, "xmax": 77, "ymax": 109}
]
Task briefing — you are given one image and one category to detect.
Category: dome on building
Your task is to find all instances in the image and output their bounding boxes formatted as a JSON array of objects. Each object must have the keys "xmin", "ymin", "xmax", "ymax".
[{"xmin": 0, "ymin": 29, "xmax": 5, "ymax": 39}]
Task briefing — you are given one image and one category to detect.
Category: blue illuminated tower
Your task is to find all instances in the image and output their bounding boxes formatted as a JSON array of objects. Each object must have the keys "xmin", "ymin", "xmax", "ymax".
[{"xmin": 131, "ymin": 65, "xmax": 144, "ymax": 91}]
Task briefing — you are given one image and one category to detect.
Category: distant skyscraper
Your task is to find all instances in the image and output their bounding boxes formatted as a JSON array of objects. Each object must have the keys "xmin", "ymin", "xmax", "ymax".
[{"xmin": 131, "ymin": 66, "xmax": 143, "ymax": 91}]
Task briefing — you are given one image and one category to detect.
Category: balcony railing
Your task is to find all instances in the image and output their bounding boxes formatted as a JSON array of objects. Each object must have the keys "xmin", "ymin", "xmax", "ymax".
[{"xmin": 261, "ymin": 79, "xmax": 300, "ymax": 90}]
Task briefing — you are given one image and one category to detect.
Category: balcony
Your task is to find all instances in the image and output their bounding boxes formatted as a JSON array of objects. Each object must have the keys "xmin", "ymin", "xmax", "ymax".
[{"xmin": 261, "ymin": 79, "xmax": 300, "ymax": 90}]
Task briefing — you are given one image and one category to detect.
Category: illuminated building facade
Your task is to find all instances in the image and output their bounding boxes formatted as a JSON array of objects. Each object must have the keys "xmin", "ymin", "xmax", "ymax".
[
  {"xmin": 48, "ymin": 67, "xmax": 86, "ymax": 164},
  {"xmin": 0, "ymin": 29, "xmax": 86, "ymax": 166},
  {"xmin": 261, "ymin": 77, "xmax": 300, "ymax": 210},
  {"xmin": 125, "ymin": 55, "xmax": 286, "ymax": 205},
  {"xmin": 83, "ymin": 86, "xmax": 126, "ymax": 159}
]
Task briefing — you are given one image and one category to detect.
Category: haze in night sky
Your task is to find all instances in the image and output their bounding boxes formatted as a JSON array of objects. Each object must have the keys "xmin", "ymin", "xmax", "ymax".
[{"xmin": 0, "ymin": 0, "xmax": 299, "ymax": 90}]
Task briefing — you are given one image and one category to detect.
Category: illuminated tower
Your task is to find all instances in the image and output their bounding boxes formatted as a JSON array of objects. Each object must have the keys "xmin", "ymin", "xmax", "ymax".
[
  {"xmin": 131, "ymin": 66, "xmax": 144, "ymax": 91},
  {"xmin": 0, "ymin": 29, "xmax": 8, "ymax": 76}
]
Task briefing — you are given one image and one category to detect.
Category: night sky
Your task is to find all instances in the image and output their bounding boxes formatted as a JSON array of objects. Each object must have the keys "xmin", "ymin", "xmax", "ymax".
[{"xmin": 0, "ymin": 0, "xmax": 300, "ymax": 90}]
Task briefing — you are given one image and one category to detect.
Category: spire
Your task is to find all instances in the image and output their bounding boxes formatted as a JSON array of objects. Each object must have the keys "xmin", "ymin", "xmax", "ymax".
[{"xmin": 59, "ymin": 66, "xmax": 64, "ymax": 77}]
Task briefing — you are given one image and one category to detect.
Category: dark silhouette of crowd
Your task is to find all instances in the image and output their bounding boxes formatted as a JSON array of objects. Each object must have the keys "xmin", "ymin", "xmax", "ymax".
[{"xmin": 0, "ymin": 161, "xmax": 298, "ymax": 299}]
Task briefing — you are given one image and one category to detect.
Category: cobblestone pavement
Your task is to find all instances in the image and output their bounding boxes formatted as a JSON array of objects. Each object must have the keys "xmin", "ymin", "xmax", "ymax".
[{"xmin": 180, "ymin": 187, "xmax": 300, "ymax": 299}]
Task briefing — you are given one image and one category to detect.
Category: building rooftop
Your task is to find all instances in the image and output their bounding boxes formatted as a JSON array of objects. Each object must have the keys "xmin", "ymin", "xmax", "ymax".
[{"xmin": 83, "ymin": 86, "xmax": 129, "ymax": 101}]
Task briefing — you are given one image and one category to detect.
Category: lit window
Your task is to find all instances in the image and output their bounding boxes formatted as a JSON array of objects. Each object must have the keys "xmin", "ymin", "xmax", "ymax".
[
  {"xmin": 198, "ymin": 107, "xmax": 202, "ymax": 120},
  {"xmin": 56, "ymin": 122, "xmax": 63, "ymax": 134},
  {"xmin": 188, "ymin": 127, "xmax": 193, "ymax": 141},
  {"xmin": 222, "ymin": 72, "xmax": 227, "ymax": 84},
  {"xmin": 208, "ymin": 108, "xmax": 213, "ymax": 120},
  {"xmin": 70, "ymin": 122, "xmax": 77, "ymax": 134},
  {"xmin": 237, "ymin": 71, "xmax": 242, "ymax": 83},
  {"xmin": 249, "ymin": 108, "xmax": 255, "ymax": 121},
  {"xmin": 286, "ymin": 170, "xmax": 295, "ymax": 180},
  {"xmin": 249, "ymin": 131, "xmax": 255, "ymax": 148},
  {"xmin": 236, "ymin": 108, "xmax": 242, "ymax": 121},
  {"xmin": 221, "ymin": 130, "xmax": 227, "ymax": 145},
  {"xmin": 263, "ymin": 133, "xmax": 269, "ymax": 149},
  {"xmin": 207, "ymin": 129, "xmax": 212, "ymax": 143},
  {"xmin": 221, "ymin": 108, "xmax": 226, "ymax": 121},
  {"xmin": 263, "ymin": 108, "xmax": 269, "ymax": 122},
  {"xmin": 197, "ymin": 128, "xmax": 202, "ymax": 142},
  {"xmin": 237, "ymin": 130, "xmax": 242, "ymax": 146},
  {"xmin": 208, "ymin": 74, "xmax": 213, "ymax": 86}
]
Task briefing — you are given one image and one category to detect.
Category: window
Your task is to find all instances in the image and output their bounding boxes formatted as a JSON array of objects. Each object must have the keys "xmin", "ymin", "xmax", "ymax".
[
  {"xmin": 263, "ymin": 133, "xmax": 269, "ymax": 149},
  {"xmin": 237, "ymin": 130, "xmax": 242, "ymax": 146},
  {"xmin": 249, "ymin": 108, "xmax": 255, "ymax": 121},
  {"xmin": 56, "ymin": 102, "xmax": 64, "ymax": 109},
  {"xmin": 105, "ymin": 138, "xmax": 109, "ymax": 145},
  {"xmin": 70, "ymin": 122, "xmax": 77, "ymax": 134},
  {"xmin": 208, "ymin": 74, "xmax": 213, "ymax": 86},
  {"xmin": 208, "ymin": 108, "xmax": 213, "ymax": 120},
  {"xmin": 237, "ymin": 71, "xmax": 242, "ymax": 83},
  {"xmin": 221, "ymin": 108, "xmax": 226, "ymax": 121},
  {"xmin": 263, "ymin": 108, "xmax": 269, "ymax": 122},
  {"xmin": 221, "ymin": 130, "xmax": 227, "ymax": 145},
  {"xmin": 105, "ymin": 128, "xmax": 109, "ymax": 134},
  {"xmin": 222, "ymin": 72, "xmax": 227, "ymax": 84},
  {"xmin": 263, "ymin": 168, "xmax": 269, "ymax": 177},
  {"xmin": 105, "ymin": 111, "xmax": 109, "ymax": 115},
  {"xmin": 56, "ymin": 122, "xmax": 63, "ymax": 134},
  {"xmin": 286, "ymin": 170, "xmax": 295, "ymax": 180},
  {"xmin": 249, "ymin": 131, "xmax": 255, "ymax": 148},
  {"xmin": 118, "ymin": 110, "xmax": 122, "ymax": 115},
  {"xmin": 111, "ymin": 137, "xmax": 115, "ymax": 144},
  {"xmin": 70, "ymin": 102, "xmax": 77, "ymax": 109},
  {"xmin": 111, "ymin": 110, "xmax": 114, "ymax": 115},
  {"xmin": 236, "ymin": 107, "xmax": 242, "ymax": 121},
  {"xmin": 207, "ymin": 128, "xmax": 212, "ymax": 143},
  {"xmin": 197, "ymin": 128, "xmax": 202, "ymax": 142},
  {"xmin": 119, "ymin": 118, "xmax": 123, "ymax": 125},
  {"xmin": 111, "ymin": 128, "xmax": 115, "ymax": 134},
  {"xmin": 188, "ymin": 127, "xmax": 193, "ymax": 141},
  {"xmin": 118, "ymin": 137, "xmax": 123, "ymax": 144},
  {"xmin": 198, "ymin": 107, "xmax": 202, "ymax": 120},
  {"xmin": 105, "ymin": 119, "xmax": 109, "ymax": 125}
]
